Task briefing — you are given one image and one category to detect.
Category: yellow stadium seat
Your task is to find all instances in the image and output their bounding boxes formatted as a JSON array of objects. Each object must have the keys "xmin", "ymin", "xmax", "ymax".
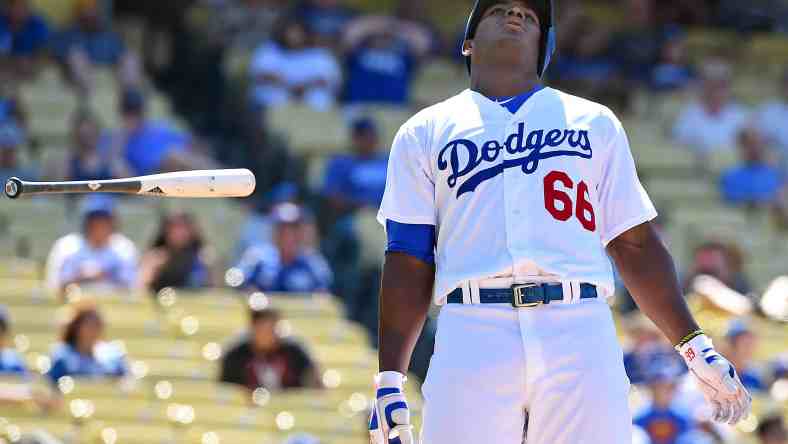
[
  {"xmin": 29, "ymin": 0, "xmax": 76, "ymax": 25},
  {"xmin": 354, "ymin": 209, "xmax": 386, "ymax": 268},
  {"xmin": 267, "ymin": 106, "xmax": 349, "ymax": 156},
  {"xmin": 412, "ymin": 60, "xmax": 466, "ymax": 106},
  {"xmin": 683, "ymin": 28, "xmax": 741, "ymax": 64},
  {"xmin": 746, "ymin": 34, "xmax": 788, "ymax": 72},
  {"xmin": 645, "ymin": 177, "xmax": 719, "ymax": 204}
]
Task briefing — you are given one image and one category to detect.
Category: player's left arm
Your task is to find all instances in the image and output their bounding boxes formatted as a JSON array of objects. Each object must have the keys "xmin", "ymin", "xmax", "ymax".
[
  {"xmin": 607, "ymin": 223, "xmax": 752, "ymax": 425},
  {"xmin": 606, "ymin": 222, "xmax": 697, "ymax": 345},
  {"xmin": 599, "ymin": 106, "xmax": 751, "ymax": 424}
]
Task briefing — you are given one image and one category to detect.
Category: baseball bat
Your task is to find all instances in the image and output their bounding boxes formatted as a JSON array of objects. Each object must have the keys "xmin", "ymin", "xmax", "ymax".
[{"xmin": 4, "ymin": 169, "xmax": 256, "ymax": 199}]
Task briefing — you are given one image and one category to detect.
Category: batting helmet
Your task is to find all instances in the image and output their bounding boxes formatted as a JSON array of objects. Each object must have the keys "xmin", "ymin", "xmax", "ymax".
[{"xmin": 462, "ymin": 0, "xmax": 556, "ymax": 78}]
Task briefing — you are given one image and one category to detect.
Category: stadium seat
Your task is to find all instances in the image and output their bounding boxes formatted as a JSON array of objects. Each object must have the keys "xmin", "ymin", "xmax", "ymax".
[
  {"xmin": 645, "ymin": 177, "xmax": 719, "ymax": 204},
  {"xmin": 412, "ymin": 60, "xmax": 466, "ymax": 105},
  {"xmin": 267, "ymin": 106, "xmax": 349, "ymax": 156},
  {"xmin": 354, "ymin": 209, "xmax": 386, "ymax": 268},
  {"xmin": 28, "ymin": 0, "xmax": 76, "ymax": 25}
]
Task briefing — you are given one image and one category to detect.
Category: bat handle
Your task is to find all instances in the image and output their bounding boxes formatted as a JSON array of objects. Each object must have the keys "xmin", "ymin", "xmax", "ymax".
[{"xmin": 4, "ymin": 177, "xmax": 22, "ymax": 199}]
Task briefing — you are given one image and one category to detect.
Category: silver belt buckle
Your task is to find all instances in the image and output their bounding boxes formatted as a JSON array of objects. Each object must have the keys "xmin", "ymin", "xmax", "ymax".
[{"xmin": 512, "ymin": 283, "xmax": 541, "ymax": 308}]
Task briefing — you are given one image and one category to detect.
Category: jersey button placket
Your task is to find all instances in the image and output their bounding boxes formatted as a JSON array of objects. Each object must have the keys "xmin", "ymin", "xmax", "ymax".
[{"xmin": 502, "ymin": 117, "xmax": 523, "ymax": 269}]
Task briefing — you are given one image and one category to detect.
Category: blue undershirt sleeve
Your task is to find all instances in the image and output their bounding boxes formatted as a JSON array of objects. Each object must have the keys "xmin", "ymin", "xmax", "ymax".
[{"xmin": 385, "ymin": 220, "xmax": 436, "ymax": 265}]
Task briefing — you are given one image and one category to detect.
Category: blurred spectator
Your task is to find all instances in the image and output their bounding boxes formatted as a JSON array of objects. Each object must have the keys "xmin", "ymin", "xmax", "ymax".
[
  {"xmin": 201, "ymin": 0, "xmax": 289, "ymax": 50},
  {"xmin": 0, "ymin": 121, "xmax": 34, "ymax": 184},
  {"xmin": 672, "ymin": 60, "xmax": 749, "ymax": 156},
  {"xmin": 0, "ymin": 307, "xmax": 59, "ymax": 411},
  {"xmin": 0, "ymin": 82, "xmax": 26, "ymax": 129},
  {"xmin": 633, "ymin": 367, "xmax": 695, "ymax": 444},
  {"xmin": 622, "ymin": 315, "xmax": 686, "ymax": 385},
  {"xmin": 321, "ymin": 118, "xmax": 388, "ymax": 216},
  {"xmin": 50, "ymin": 0, "xmax": 130, "ymax": 96},
  {"xmin": 235, "ymin": 109, "xmax": 305, "ymax": 208},
  {"xmin": 0, "ymin": 0, "xmax": 50, "ymax": 78},
  {"xmin": 110, "ymin": 88, "xmax": 214, "ymax": 176},
  {"xmin": 720, "ymin": 125, "xmax": 785, "ymax": 206},
  {"xmin": 720, "ymin": 128, "xmax": 785, "ymax": 207},
  {"xmin": 716, "ymin": 0, "xmax": 778, "ymax": 33},
  {"xmin": 295, "ymin": 0, "xmax": 356, "ymax": 46},
  {"xmin": 51, "ymin": 0, "xmax": 124, "ymax": 65},
  {"xmin": 340, "ymin": 16, "xmax": 432, "ymax": 105},
  {"xmin": 46, "ymin": 197, "xmax": 138, "ymax": 299},
  {"xmin": 0, "ymin": 307, "xmax": 27, "ymax": 376},
  {"xmin": 139, "ymin": 212, "xmax": 212, "ymax": 293},
  {"xmin": 220, "ymin": 307, "xmax": 321, "ymax": 390},
  {"xmin": 650, "ymin": 28, "xmax": 694, "ymax": 92},
  {"xmin": 769, "ymin": 355, "xmax": 787, "ymax": 389},
  {"xmin": 44, "ymin": 108, "xmax": 130, "ymax": 181},
  {"xmin": 550, "ymin": 9, "xmax": 619, "ymax": 100},
  {"xmin": 608, "ymin": 0, "xmax": 663, "ymax": 83},
  {"xmin": 231, "ymin": 203, "xmax": 333, "ymax": 293},
  {"xmin": 249, "ymin": 19, "xmax": 342, "ymax": 110},
  {"xmin": 233, "ymin": 183, "xmax": 301, "ymax": 260},
  {"xmin": 757, "ymin": 416, "xmax": 788, "ymax": 444},
  {"xmin": 283, "ymin": 434, "xmax": 321, "ymax": 444},
  {"xmin": 755, "ymin": 68, "xmax": 788, "ymax": 168},
  {"xmin": 683, "ymin": 241, "xmax": 752, "ymax": 295},
  {"xmin": 722, "ymin": 320, "xmax": 766, "ymax": 392},
  {"xmin": 48, "ymin": 306, "xmax": 127, "ymax": 383}
]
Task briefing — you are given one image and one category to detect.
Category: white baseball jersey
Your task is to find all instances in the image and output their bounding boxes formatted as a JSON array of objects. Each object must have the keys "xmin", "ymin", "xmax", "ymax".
[{"xmin": 377, "ymin": 87, "xmax": 657, "ymax": 304}]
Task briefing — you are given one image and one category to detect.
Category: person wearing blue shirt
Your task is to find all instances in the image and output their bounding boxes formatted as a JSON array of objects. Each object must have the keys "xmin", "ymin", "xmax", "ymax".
[
  {"xmin": 48, "ymin": 307, "xmax": 127, "ymax": 384},
  {"xmin": 633, "ymin": 367, "xmax": 695, "ymax": 444},
  {"xmin": 343, "ymin": 33, "xmax": 417, "ymax": 105},
  {"xmin": 723, "ymin": 320, "xmax": 766, "ymax": 392},
  {"xmin": 624, "ymin": 344, "xmax": 687, "ymax": 386},
  {"xmin": 232, "ymin": 203, "xmax": 333, "ymax": 293},
  {"xmin": 0, "ymin": 307, "xmax": 28, "ymax": 377},
  {"xmin": 51, "ymin": 0, "xmax": 125, "ymax": 66},
  {"xmin": 0, "ymin": 0, "xmax": 49, "ymax": 57},
  {"xmin": 322, "ymin": 118, "xmax": 388, "ymax": 215},
  {"xmin": 296, "ymin": 0, "xmax": 356, "ymax": 44},
  {"xmin": 111, "ymin": 88, "xmax": 190, "ymax": 176},
  {"xmin": 720, "ymin": 128, "xmax": 785, "ymax": 206}
]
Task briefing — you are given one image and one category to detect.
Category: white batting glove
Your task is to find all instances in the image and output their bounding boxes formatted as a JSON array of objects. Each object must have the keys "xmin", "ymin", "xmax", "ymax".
[
  {"xmin": 369, "ymin": 371, "xmax": 414, "ymax": 444},
  {"xmin": 676, "ymin": 333, "xmax": 752, "ymax": 424}
]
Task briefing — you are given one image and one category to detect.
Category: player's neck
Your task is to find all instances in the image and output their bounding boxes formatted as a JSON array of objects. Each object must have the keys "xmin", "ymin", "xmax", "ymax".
[{"xmin": 470, "ymin": 68, "xmax": 540, "ymax": 99}]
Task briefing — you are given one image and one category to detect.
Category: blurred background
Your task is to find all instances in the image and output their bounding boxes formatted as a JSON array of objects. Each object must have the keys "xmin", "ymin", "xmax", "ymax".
[{"xmin": 0, "ymin": 0, "xmax": 786, "ymax": 443}]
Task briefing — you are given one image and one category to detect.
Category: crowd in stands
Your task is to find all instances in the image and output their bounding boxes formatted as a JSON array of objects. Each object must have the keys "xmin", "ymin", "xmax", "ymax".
[{"xmin": 0, "ymin": 0, "xmax": 787, "ymax": 443}]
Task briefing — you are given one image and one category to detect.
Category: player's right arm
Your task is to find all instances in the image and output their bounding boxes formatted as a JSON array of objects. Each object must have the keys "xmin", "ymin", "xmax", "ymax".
[
  {"xmin": 371, "ymin": 120, "xmax": 436, "ymax": 444},
  {"xmin": 378, "ymin": 250, "xmax": 435, "ymax": 373}
]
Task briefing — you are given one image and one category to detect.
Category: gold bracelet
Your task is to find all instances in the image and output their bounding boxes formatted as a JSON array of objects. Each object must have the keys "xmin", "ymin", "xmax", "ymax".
[{"xmin": 676, "ymin": 329, "xmax": 704, "ymax": 348}]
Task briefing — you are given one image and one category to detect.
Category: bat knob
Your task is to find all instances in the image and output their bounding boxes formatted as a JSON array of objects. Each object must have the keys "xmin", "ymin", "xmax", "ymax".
[{"xmin": 4, "ymin": 177, "xmax": 22, "ymax": 199}]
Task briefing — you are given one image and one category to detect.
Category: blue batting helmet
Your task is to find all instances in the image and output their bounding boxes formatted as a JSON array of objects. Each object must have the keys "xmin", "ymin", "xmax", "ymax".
[{"xmin": 462, "ymin": 0, "xmax": 556, "ymax": 78}]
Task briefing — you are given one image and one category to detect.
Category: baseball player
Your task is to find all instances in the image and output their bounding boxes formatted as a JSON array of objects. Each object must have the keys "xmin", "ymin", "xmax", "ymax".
[{"xmin": 368, "ymin": 1, "xmax": 752, "ymax": 444}]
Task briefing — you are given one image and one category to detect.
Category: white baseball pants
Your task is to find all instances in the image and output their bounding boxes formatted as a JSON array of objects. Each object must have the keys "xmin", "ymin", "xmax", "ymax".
[{"xmin": 420, "ymin": 299, "xmax": 633, "ymax": 444}]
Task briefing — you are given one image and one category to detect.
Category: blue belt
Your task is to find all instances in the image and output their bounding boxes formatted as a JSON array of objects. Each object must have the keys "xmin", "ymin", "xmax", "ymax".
[{"xmin": 446, "ymin": 283, "xmax": 598, "ymax": 307}]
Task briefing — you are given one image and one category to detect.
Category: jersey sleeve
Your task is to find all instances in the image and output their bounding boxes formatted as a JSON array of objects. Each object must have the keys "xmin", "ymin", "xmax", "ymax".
[
  {"xmin": 377, "ymin": 121, "xmax": 436, "ymax": 226},
  {"xmin": 597, "ymin": 110, "xmax": 658, "ymax": 246}
]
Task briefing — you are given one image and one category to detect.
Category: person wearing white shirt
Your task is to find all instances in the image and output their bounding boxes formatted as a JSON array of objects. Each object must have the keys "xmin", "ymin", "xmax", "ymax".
[
  {"xmin": 672, "ymin": 60, "xmax": 750, "ymax": 156},
  {"xmin": 249, "ymin": 19, "xmax": 341, "ymax": 111},
  {"xmin": 45, "ymin": 198, "xmax": 138, "ymax": 298}
]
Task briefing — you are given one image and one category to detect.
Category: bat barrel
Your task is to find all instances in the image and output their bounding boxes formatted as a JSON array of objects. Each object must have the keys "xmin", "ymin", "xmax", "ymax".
[{"xmin": 4, "ymin": 177, "xmax": 22, "ymax": 199}]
